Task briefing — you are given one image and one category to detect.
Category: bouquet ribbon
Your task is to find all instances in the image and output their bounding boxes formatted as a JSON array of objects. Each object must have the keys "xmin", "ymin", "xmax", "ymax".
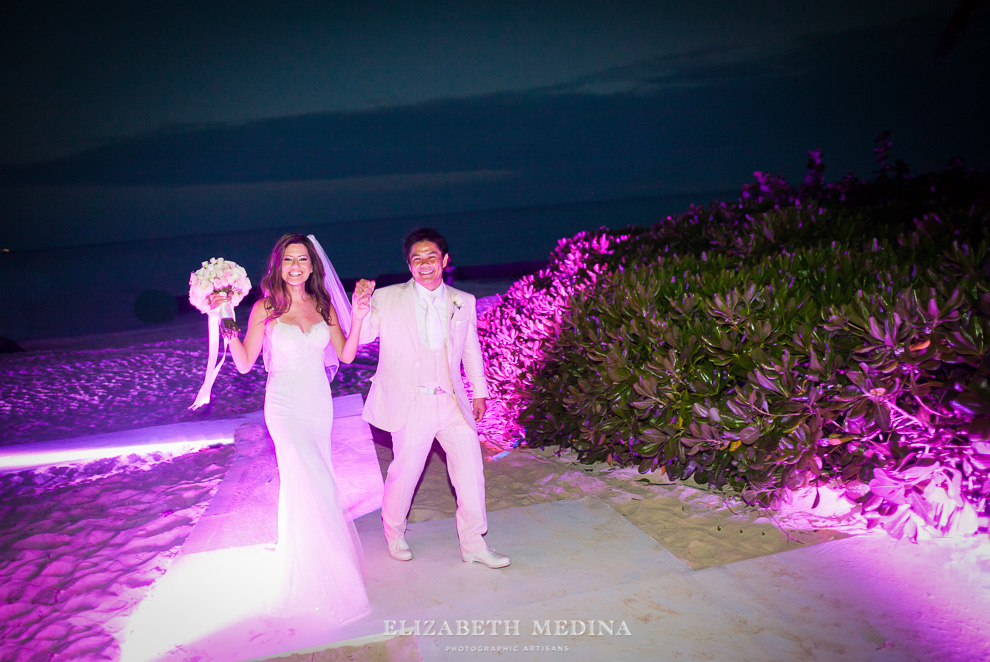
[{"xmin": 190, "ymin": 302, "xmax": 234, "ymax": 410}]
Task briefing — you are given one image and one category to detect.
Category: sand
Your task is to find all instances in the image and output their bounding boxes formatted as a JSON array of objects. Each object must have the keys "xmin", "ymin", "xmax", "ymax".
[
  {"xmin": 1, "ymin": 446, "xmax": 234, "ymax": 661},
  {"xmin": 0, "ymin": 293, "xmax": 867, "ymax": 662}
]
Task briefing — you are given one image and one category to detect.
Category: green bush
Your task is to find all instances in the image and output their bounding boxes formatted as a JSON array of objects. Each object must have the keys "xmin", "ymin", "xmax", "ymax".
[{"xmin": 483, "ymin": 155, "xmax": 990, "ymax": 541}]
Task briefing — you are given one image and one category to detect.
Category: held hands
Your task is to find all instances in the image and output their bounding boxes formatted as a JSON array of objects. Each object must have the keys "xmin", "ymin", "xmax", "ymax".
[{"xmin": 351, "ymin": 279, "xmax": 376, "ymax": 322}]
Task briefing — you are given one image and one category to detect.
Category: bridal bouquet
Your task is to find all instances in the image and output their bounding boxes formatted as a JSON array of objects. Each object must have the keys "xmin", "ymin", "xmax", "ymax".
[
  {"xmin": 188, "ymin": 257, "xmax": 251, "ymax": 410},
  {"xmin": 188, "ymin": 257, "xmax": 251, "ymax": 333}
]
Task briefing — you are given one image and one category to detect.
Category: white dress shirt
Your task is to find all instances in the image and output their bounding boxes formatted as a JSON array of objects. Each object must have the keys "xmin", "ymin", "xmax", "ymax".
[{"xmin": 413, "ymin": 281, "xmax": 446, "ymax": 350}]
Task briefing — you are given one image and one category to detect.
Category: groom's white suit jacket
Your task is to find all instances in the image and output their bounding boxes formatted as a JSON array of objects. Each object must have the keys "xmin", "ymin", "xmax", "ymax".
[{"xmin": 359, "ymin": 280, "xmax": 490, "ymax": 432}]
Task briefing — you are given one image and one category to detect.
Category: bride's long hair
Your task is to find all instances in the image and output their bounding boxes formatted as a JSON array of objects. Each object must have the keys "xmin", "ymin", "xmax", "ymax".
[{"xmin": 261, "ymin": 233, "xmax": 335, "ymax": 325}]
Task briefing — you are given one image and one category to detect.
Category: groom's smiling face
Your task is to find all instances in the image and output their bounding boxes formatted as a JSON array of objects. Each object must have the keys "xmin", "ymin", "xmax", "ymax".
[{"xmin": 407, "ymin": 240, "xmax": 449, "ymax": 291}]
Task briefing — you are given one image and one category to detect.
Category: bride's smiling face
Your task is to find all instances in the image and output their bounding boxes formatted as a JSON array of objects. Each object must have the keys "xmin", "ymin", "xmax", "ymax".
[{"xmin": 281, "ymin": 243, "xmax": 313, "ymax": 286}]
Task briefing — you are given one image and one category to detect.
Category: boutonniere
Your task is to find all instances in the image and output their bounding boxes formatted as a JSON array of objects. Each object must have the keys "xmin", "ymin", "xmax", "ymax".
[{"xmin": 451, "ymin": 294, "xmax": 464, "ymax": 318}]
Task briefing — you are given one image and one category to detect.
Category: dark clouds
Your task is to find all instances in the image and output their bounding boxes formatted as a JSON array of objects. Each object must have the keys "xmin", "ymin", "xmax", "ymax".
[
  {"xmin": 1, "ymin": 2, "xmax": 988, "ymax": 249},
  {"xmin": 5, "ymin": 12, "xmax": 986, "ymax": 183}
]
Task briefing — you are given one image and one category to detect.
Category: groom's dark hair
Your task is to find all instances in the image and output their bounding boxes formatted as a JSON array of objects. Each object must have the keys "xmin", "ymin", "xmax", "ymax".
[{"xmin": 403, "ymin": 228, "xmax": 449, "ymax": 262}]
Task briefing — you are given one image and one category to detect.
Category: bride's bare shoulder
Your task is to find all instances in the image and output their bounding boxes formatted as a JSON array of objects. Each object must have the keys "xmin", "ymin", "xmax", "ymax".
[{"xmin": 250, "ymin": 297, "xmax": 273, "ymax": 318}]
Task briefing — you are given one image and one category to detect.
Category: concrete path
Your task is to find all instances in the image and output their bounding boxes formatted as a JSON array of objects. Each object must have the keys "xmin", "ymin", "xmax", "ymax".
[{"xmin": 18, "ymin": 394, "xmax": 987, "ymax": 662}]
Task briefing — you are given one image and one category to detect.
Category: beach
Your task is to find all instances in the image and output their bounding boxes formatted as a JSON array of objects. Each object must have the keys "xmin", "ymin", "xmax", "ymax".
[
  {"xmin": 2, "ymin": 288, "xmax": 986, "ymax": 662},
  {"xmin": 0, "ymin": 193, "xmax": 723, "ymax": 344}
]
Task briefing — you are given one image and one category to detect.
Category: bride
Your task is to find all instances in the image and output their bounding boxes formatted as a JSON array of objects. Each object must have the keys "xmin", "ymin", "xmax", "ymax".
[{"xmin": 215, "ymin": 232, "xmax": 374, "ymax": 623}]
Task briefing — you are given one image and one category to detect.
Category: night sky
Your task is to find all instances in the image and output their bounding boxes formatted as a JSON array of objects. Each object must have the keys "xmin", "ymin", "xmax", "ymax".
[{"xmin": 2, "ymin": 1, "xmax": 988, "ymax": 251}]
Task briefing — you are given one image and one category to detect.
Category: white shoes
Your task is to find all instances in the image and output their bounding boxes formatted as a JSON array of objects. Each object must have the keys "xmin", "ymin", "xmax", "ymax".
[
  {"xmin": 389, "ymin": 538, "xmax": 510, "ymax": 568},
  {"xmin": 461, "ymin": 547, "xmax": 511, "ymax": 569},
  {"xmin": 388, "ymin": 538, "xmax": 413, "ymax": 561}
]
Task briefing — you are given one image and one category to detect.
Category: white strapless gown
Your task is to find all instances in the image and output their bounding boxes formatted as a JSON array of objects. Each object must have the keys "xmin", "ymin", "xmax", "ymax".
[{"xmin": 264, "ymin": 319, "xmax": 369, "ymax": 622}]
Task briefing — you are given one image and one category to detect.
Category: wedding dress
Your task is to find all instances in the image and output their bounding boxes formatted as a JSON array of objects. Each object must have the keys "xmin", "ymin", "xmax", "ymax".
[
  {"xmin": 264, "ymin": 318, "xmax": 369, "ymax": 622},
  {"xmin": 118, "ymin": 309, "xmax": 369, "ymax": 661}
]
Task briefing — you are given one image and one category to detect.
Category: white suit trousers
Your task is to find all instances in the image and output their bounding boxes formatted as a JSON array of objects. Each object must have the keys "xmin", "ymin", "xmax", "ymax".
[{"xmin": 382, "ymin": 392, "xmax": 488, "ymax": 554}]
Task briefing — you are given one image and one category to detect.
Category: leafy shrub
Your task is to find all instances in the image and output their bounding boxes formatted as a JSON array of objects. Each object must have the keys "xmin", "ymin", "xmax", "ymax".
[
  {"xmin": 480, "ymin": 153, "xmax": 990, "ymax": 541},
  {"xmin": 478, "ymin": 231, "xmax": 634, "ymax": 422}
]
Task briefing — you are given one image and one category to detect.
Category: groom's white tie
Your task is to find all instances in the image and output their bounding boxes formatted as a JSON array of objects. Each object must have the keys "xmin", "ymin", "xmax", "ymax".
[{"xmin": 423, "ymin": 293, "xmax": 445, "ymax": 349}]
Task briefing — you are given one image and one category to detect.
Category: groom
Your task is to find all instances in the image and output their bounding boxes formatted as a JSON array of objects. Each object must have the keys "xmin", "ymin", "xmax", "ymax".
[{"xmin": 357, "ymin": 228, "xmax": 510, "ymax": 569}]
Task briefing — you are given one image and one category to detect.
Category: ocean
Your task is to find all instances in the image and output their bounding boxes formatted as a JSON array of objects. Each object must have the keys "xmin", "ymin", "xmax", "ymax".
[{"xmin": 1, "ymin": 192, "xmax": 730, "ymax": 343}]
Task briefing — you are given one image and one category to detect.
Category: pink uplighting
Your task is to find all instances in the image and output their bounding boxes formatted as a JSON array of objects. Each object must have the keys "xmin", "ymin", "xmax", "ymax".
[
  {"xmin": 0, "ymin": 437, "xmax": 231, "ymax": 473},
  {"xmin": 0, "ymin": 392, "xmax": 383, "ymax": 662},
  {"xmin": 118, "ymin": 545, "xmax": 280, "ymax": 662}
]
